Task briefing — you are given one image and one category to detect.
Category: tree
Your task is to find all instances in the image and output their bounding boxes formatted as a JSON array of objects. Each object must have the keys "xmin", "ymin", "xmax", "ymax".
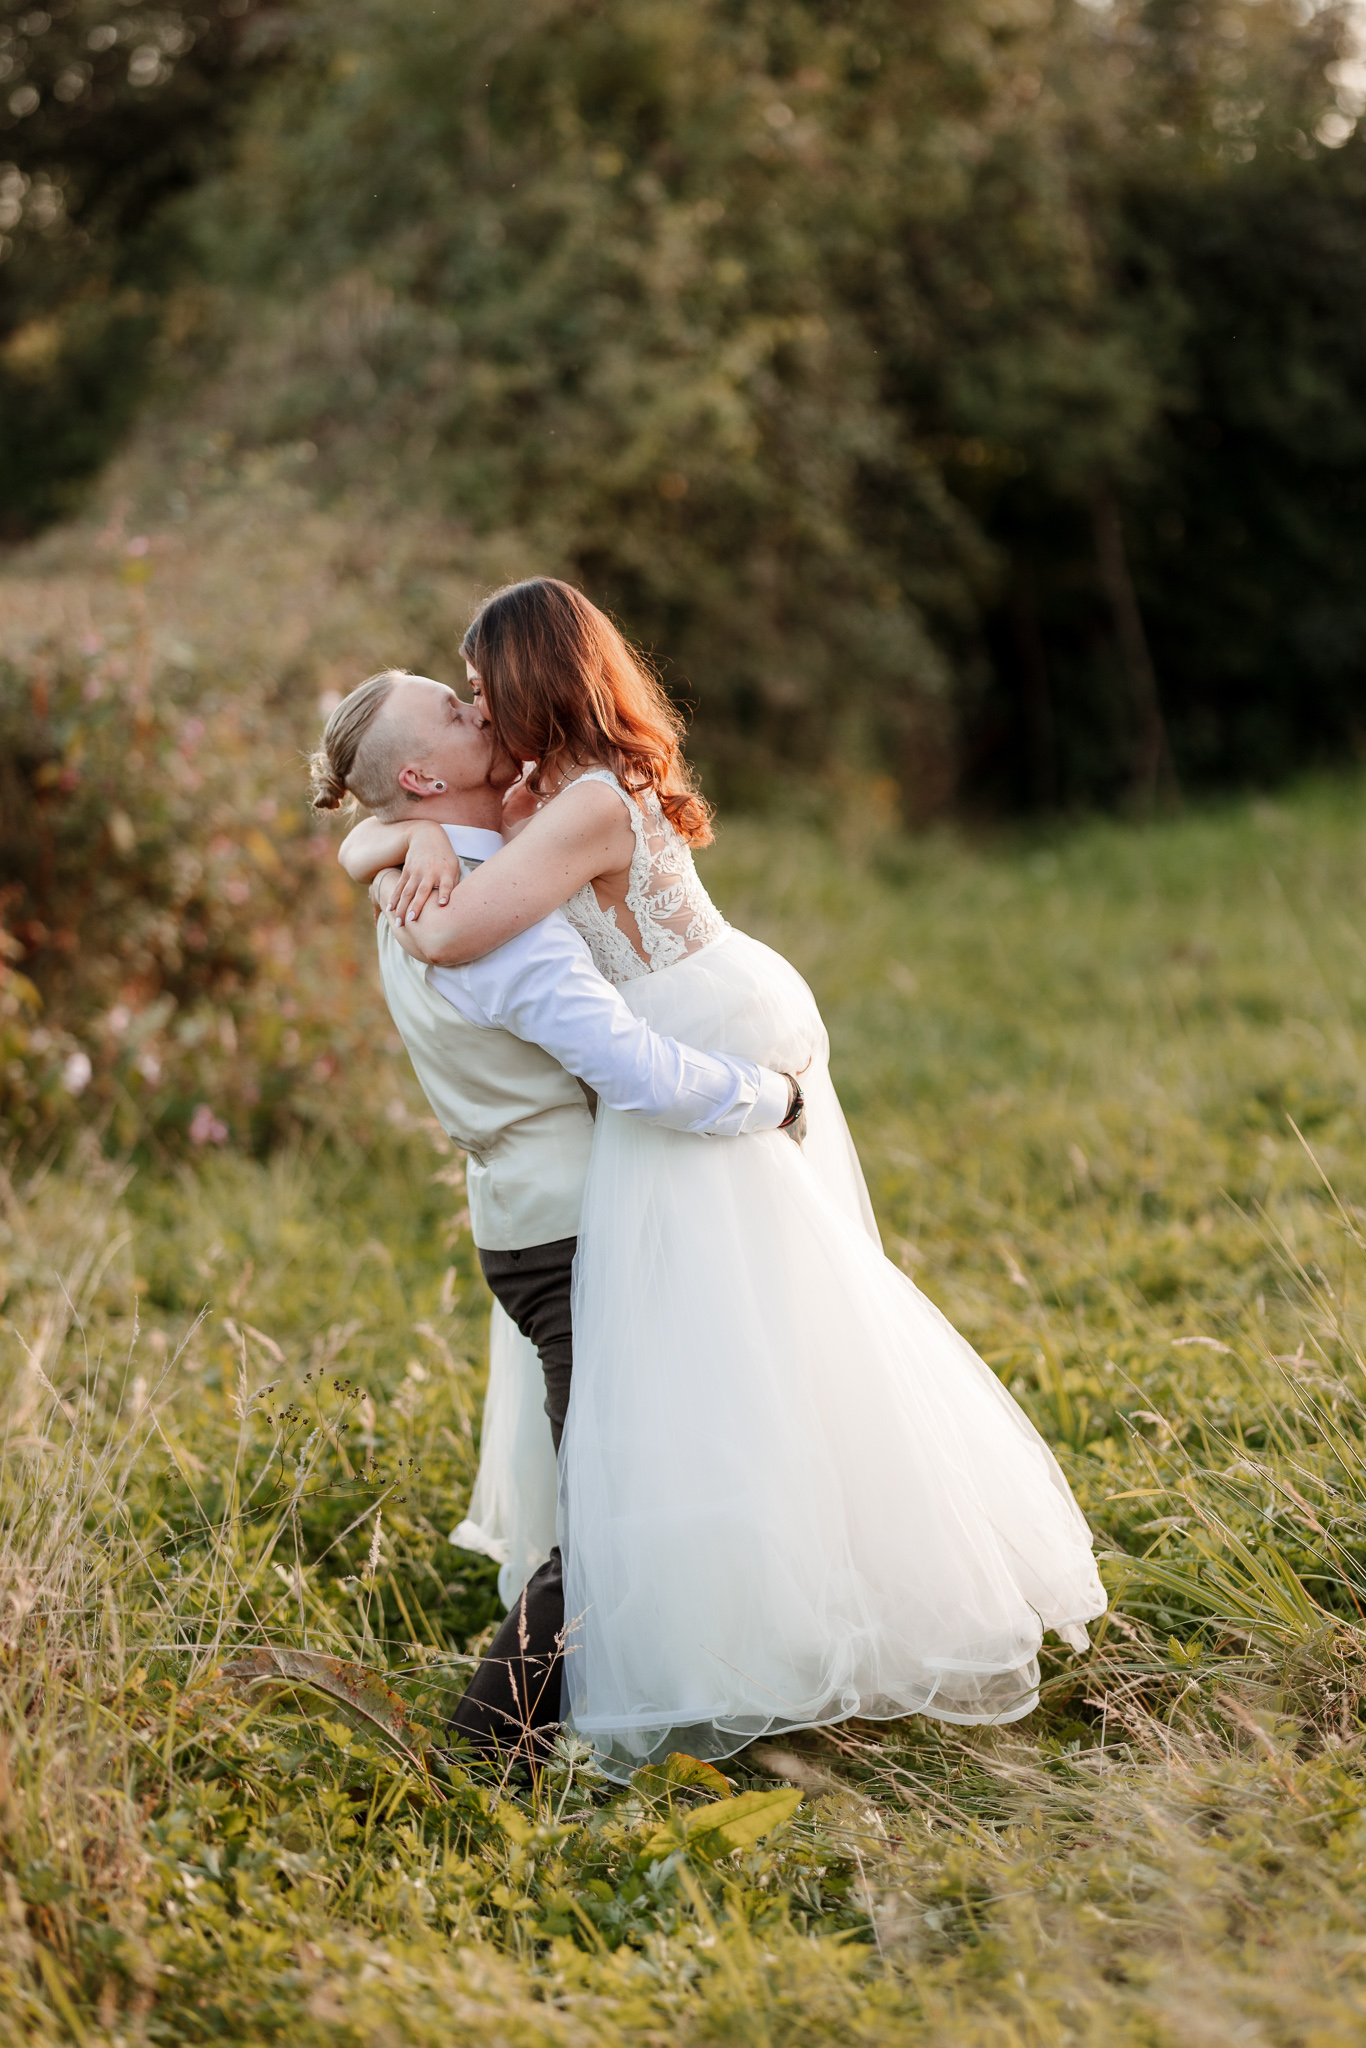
[
  {"xmin": 935, "ymin": 0, "xmax": 1362, "ymax": 810},
  {"xmin": 0, "ymin": 0, "xmax": 280, "ymax": 534},
  {"xmin": 7, "ymin": 0, "xmax": 1362, "ymax": 813}
]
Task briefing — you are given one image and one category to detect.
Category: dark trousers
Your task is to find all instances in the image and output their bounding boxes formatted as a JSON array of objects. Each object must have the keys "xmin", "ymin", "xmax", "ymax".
[{"xmin": 448, "ymin": 1236, "xmax": 575, "ymax": 1766}]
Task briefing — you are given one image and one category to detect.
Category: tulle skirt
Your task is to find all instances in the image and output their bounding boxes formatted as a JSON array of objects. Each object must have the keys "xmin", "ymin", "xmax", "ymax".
[
  {"xmin": 556, "ymin": 929, "xmax": 1107, "ymax": 1778},
  {"xmin": 451, "ymin": 1302, "xmax": 558, "ymax": 1612}
]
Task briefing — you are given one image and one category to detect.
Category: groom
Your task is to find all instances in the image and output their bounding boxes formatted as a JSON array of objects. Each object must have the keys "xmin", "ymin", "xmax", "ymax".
[{"xmin": 328, "ymin": 670, "xmax": 798, "ymax": 1765}]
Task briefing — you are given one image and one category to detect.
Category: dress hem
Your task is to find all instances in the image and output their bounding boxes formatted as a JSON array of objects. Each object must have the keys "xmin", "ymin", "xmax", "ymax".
[{"xmin": 573, "ymin": 1686, "xmax": 1046, "ymax": 1785}]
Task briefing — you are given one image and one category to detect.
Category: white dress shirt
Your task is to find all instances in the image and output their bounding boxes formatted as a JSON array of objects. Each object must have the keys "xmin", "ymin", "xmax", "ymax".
[{"xmin": 426, "ymin": 824, "xmax": 789, "ymax": 1136}]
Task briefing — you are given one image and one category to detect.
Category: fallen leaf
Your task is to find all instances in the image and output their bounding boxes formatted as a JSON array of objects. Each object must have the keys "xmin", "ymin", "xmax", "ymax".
[
  {"xmin": 644, "ymin": 1784, "xmax": 802, "ymax": 1858},
  {"xmin": 219, "ymin": 1646, "xmax": 431, "ymax": 1769}
]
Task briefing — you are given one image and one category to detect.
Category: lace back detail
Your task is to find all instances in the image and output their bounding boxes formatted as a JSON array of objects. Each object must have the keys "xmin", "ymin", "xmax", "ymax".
[{"xmin": 561, "ymin": 770, "xmax": 727, "ymax": 986}]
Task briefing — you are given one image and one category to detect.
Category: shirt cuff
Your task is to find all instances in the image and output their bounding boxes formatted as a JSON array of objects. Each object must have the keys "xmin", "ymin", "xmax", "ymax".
[{"xmin": 750, "ymin": 1066, "xmax": 793, "ymax": 1133}]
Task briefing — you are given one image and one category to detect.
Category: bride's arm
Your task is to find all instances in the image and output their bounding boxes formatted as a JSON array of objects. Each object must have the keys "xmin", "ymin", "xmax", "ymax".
[
  {"xmin": 338, "ymin": 815, "xmax": 422, "ymax": 882},
  {"xmin": 339, "ymin": 815, "xmax": 461, "ymax": 916},
  {"xmin": 382, "ymin": 781, "xmax": 632, "ymax": 965},
  {"xmin": 339, "ymin": 815, "xmax": 463, "ymax": 888}
]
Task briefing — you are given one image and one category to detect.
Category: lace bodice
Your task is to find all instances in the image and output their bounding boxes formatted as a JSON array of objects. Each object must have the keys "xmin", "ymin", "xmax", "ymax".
[{"xmin": 560, "ymin": 770, "xmax": 728, "ymax": 985}]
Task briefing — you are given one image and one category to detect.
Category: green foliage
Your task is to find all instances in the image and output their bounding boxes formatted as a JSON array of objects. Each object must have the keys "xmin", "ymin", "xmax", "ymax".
[
  {"xmin": 0, "ymin": 2, "xmax": 278, "ymax": 535},
  {"xmin": 0, "ymin": 623, "xmax": 369, "ymax": 1149},
  {"xmin": 172, "ymin": 0, "xmax": 1365, "ymax": 812},
  {"xmin": 1128, "ymin": 138, "xmax": 1366, "ymax": 785},
  {"xmin": 185, "ymin": 0, "xmax": 982, "ymax": 807},
  {"xmin": 10, "ymin": 1, "xmax": 1366, "ymax": 810},
  {"xmin": 962, "ymin": 4, "xmax": 1366, "ymax": 808}
]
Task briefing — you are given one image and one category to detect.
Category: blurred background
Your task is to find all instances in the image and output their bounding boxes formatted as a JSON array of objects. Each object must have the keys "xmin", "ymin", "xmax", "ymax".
[{"xmin": 1, "ymin": 0, "xmax": 1365, "ymax": 1150}]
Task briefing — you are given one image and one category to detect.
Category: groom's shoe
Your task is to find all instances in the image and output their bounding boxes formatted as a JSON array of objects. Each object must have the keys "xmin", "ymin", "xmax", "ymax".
[{"xmin": 448, "ymin": 1549, "xmax": 566, "ymax": 1771}]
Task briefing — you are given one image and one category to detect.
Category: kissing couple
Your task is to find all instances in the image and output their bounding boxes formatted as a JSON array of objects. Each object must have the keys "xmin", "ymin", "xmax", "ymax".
[{"xmin": 312, "ymin": 576, "xmax": 1106, "ymax": 1781}]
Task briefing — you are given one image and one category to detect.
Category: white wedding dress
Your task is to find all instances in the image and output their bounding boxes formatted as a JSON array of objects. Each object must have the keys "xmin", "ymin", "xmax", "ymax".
[{"xmin": 455, "ymin": 771, "xmax": 1106, "ymax": 1778}]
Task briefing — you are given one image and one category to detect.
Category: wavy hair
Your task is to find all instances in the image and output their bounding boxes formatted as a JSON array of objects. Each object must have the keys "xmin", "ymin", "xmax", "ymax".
[{"xmin": 460, "ymin": 579, "xmax": 713, "ymax": 845}]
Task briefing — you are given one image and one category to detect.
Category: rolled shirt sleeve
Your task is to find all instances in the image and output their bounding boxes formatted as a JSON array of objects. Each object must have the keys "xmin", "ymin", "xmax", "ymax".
[{"xmin": 429, "ymin": 912, "xmax": 789, "ymax": 1136}]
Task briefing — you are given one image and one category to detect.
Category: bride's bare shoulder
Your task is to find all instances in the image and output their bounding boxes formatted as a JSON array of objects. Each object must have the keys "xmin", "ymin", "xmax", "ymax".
[
  {"xmin": 493, "ymin": 773, "xmax": 632, "ymax": 859},
  {"xmin": 561, "ymin": 771, "xmax": 632, "ymax": 812},
  {"xmin": 540, "ymin": 775, "xmax": 634, "ymax": 836}
]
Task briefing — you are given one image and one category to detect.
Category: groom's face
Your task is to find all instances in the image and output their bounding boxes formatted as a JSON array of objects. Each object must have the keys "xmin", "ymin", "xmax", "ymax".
[{"xmin": 388, "ymin": 676, "xmax": 519, "ymax": 793}]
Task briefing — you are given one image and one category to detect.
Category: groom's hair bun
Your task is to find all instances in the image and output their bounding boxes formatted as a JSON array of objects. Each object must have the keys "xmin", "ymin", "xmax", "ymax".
[
  {"xmin": 309, "ymin": 755, "xmax": 350, "ymax": 811},
  {"xmin": 309, "ymin": 669, "xmax": 404, "ymax": 814}
]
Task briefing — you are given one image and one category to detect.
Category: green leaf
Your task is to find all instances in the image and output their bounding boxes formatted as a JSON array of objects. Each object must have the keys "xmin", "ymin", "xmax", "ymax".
[
  {"xmin": 644, "ymin": 1785, "xmax": 802, "ymax": 1859},
  {"xmin": 218, "ymin": 1647, "xmax": 432, "ymax": 1768},
  {"xmin": 495, "ymin": 1801, "xmax": 532, "ymax": 1844}
]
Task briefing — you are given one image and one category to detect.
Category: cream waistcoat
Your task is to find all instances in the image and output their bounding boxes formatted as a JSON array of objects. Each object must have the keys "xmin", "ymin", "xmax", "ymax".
[{"xmin": 376, "ymin": 918, "xmax": 593, "ymax": 1251}]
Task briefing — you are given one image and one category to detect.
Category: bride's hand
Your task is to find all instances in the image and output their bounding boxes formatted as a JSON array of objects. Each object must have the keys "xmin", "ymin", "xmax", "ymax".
[
  {"xmin": 390, "ymin": 822, "xmax": 461, "ymax": 925},
  {"xmin": 371, "ymin": 868, "xmax": 421, "ymax": 952},
  {"xmin": 370, "ymin": 867, "xmax": 401, "ymax": 923}
]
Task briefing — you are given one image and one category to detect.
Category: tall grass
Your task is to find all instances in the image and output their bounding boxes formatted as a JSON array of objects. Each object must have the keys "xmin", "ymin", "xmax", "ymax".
[{"xmin": 6, "ymin": 782, "xmax": 1366, "ymax": 2041}]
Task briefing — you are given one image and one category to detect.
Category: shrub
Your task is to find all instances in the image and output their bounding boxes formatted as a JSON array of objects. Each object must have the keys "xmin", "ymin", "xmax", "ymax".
[{"xmin": 0, "ymin": 586, "xmax": 379, "ymax": 1153}]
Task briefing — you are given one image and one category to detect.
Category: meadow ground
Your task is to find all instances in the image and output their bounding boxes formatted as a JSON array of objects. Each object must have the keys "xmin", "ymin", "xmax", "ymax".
[{"xmin": 5, "ymin": 777, "xmax": 1366, "ymax": 2044}]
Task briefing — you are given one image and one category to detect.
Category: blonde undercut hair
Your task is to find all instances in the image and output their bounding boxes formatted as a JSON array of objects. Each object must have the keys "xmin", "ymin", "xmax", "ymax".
[{"xmin": 309, "ymin": 669, "xmax": 413, "ymax": 818}]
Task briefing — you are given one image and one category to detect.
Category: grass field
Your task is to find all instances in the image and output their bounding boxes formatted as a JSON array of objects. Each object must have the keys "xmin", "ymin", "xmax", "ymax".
[{"xmin": 5, "ymin": 778, "xmax": 1366, "ymax": 2044}]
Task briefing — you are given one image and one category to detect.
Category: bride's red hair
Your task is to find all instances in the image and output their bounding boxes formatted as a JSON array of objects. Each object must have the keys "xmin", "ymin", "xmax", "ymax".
[{"xmin": 460, "ymin": 579, "xmax": 714, "ymax": 847}]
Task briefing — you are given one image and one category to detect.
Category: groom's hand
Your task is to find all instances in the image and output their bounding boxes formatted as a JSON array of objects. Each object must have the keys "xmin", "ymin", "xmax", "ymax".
[{"xmin": 779, "ymin": 1073, "xmax": 808, "ymax": 1145}]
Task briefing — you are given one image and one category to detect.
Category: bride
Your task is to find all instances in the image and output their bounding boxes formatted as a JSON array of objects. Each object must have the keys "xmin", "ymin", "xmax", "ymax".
[{"xmin": 348, "ymin": 577, "xmax": 1106, "ymax": 1777}]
